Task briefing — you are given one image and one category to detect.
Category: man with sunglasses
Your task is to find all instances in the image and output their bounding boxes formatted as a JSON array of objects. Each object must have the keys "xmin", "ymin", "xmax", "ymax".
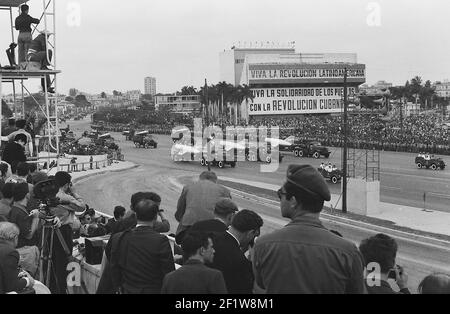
[{"xmin": 253, "ymin": 164, "xmax": 365, "ymax": 294}]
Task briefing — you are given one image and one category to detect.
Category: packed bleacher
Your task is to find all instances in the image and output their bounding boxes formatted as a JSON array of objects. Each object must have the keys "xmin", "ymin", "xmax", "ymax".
[
  {"xmin": 93, "ymin": 108, "xmax": 450, "ymax": 155},
  {"xmin": 248, "ymin": 113, "xmax": 450, "ymax": 155}
]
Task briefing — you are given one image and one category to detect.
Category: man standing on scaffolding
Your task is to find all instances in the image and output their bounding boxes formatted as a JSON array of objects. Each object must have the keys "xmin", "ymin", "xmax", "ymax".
[
  {"xmin": 15, "ymin": 4, "xmax": 40, "ymax": 65},
  {"xmin": 27, "ymin": 30, "xmax": 54, "ymax": 93}
]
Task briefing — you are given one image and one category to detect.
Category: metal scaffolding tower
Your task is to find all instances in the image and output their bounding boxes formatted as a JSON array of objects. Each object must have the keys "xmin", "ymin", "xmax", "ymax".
[{"xmin": 1, "ymin": 0, "xmax": 60, "ymax": 167}]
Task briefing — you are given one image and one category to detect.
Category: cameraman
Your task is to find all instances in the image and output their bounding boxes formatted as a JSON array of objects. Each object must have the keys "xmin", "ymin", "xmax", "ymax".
[
  {"xmin": 359, "ymin": 233, "xmax": 410, "ymax": 294},
  {"xmin": 50, "ymin": 171, "xmax": 86, "ymax": 294}
]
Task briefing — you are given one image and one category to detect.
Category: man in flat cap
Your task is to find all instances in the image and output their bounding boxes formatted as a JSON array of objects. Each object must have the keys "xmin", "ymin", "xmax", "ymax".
[
  {"xmin": 252, "ymin": 164, "xmax": 365, "ymax": 294},
  {"xmin": 182, "ymin": 198, "xmax": 238, "ymax": 243}
]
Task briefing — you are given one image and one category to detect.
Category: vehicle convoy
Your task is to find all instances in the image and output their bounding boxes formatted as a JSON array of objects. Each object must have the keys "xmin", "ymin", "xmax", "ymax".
[
  {"xmin": 317, "ymin": 166, "xmax": 342, "ymax": 184},
  {"xmin": 133, "ymin": 131, "xmax": 158, "ymax": 148},
  {"xmin": 293, "ymin": 141, "xmax": 330, "ymax": 159},
  {"xmin": 244, "ymin": 138, "xmax": 286, "ymax": 163},
  {"xmin": 415, "ymin": 154, "xmax": 445, "ymax": 170}
]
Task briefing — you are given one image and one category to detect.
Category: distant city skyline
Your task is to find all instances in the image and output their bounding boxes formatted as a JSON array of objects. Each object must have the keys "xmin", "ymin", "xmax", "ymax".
[{"xmin": 1, "ymin": 0, "xmax": 449, "ymax": 96}]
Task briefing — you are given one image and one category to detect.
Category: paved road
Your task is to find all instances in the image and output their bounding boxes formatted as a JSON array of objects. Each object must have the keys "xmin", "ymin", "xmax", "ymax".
[{"xmin": 68, "ymin": 117, "xmax": 450, "ymax": 292}]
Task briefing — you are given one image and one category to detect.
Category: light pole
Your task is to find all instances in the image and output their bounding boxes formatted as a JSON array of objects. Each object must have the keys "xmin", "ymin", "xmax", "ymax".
[{"xmin": 342, "ymin": 68, "xmax": 348, "ymax": 214}]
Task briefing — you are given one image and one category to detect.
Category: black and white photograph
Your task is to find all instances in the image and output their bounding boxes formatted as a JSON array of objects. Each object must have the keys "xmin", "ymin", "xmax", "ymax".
[{"xmin": 0, "ymin": 0, "xmax": 450, "ymax": 301}]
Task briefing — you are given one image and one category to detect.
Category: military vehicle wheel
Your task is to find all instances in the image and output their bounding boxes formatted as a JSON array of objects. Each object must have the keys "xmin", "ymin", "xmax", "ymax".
[
  {"xmin": 250, "ymin": 154, "xmax": 256, "ymax": 162},
  {"xmin": 431, "ymin": 164, "xmax": 437, "ymax": 170},
  {"xmin": 313, "ymin": 152, "xmax": 320, "ymax": 159},
  {"xmin": 416, "ymin": 162, "xmax": 422, "ymax": 169},
  {"xmin": 298, "ymin": 150, "xmax": 304, "ymax": 157},
  {"xmin": 294, "ymin": 150, "xmax": 299, "ymax": 157},
  {"xmin": 218, "ymin": 161, "xmax": 224, "ymax": 168},
  {"xmin": 134, "ymin": 142, "xmax": 140, "ymax": 148},
  {"xmin": 144, "ymin": 143, "xmax": 150, "ymax": 149},
  {"xmin": 200, "ymin": 158, "xmax": 205, "ymax": 166},
  {"xmin": 266, "ymin": 156, "xmax": 272, "ymax": 163},
  {"xmin": 331, "ymin": 176, "xmax": 338, "ymax": 184}
]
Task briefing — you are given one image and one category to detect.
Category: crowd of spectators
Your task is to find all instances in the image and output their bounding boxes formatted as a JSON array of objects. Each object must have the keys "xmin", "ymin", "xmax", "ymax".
[
  {"xmin": 249, "ymin": 112, "xmax": 450, "ymax": 155},
  {"xmin": 88, "ymin": 169, "xmax": 449, "ymax": 295},
  {"xmin": 92, "ymin": 109, "xmax": 449, "ymax": 155}
]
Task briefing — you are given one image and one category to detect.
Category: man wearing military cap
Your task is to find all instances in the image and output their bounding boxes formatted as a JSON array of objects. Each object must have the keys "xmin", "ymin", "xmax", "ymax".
[{"xmin": 252, "ymin": 164, "xmax": 365, "ymax": 294}]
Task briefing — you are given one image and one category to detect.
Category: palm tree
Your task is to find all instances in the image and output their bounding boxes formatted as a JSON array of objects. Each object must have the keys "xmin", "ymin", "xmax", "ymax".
[
  {"xmin": 240, "ymin": 84, "xmax": 253, "ymax": 124},
  {"xmin": 180, "ymin": 86, "xmax": 197, "ymax": 95}
]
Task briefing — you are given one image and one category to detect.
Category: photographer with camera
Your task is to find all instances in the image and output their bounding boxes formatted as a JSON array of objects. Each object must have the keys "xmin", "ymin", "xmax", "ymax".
[
  {"xmin": 359, "ymin": 233, "xmax": 410, "ymax": 294},
  {"xmin": 49, "ymin": 171, "xmax": 86, "ymax": 294}
]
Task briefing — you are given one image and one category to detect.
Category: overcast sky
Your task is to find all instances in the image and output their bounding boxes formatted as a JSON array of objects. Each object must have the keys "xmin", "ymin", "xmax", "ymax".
[{"xmin": 1, "ymin": 0, "xmax": 449, "ymax": 95}]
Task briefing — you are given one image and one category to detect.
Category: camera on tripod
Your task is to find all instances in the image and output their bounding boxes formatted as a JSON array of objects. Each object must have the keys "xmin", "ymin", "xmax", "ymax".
[{"xmin": 33, "ymin": 179, "xmax": 62, "ymax": 223}]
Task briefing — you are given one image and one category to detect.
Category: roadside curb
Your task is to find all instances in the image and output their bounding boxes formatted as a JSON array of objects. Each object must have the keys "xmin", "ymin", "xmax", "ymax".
[{"xmin": 72, "ymin": 162, "xmax": 140, "ymax": 184}]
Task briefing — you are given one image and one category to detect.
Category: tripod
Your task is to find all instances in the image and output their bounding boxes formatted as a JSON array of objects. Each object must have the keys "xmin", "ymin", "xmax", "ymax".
[{"xmin": 39, "ymin": 219, "xmax": 72, "ymax": 294}]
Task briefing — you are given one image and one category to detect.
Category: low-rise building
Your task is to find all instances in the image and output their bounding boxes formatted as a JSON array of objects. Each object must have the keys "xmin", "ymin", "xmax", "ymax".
[{"xmin": 155, "ymin": 94, "xmax": 201, "ymax": 115}]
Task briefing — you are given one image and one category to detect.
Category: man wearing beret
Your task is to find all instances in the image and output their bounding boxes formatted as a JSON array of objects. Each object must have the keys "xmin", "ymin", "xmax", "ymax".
[{"xmin": 252, "ymin": 164, "xmax": 366, "ymax": 294}]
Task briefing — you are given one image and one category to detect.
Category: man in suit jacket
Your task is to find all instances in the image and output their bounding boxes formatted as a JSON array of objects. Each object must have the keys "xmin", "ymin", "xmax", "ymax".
[
  {"xmin": 105, "ymin": 206, "xmax": 126, "ymax": 234},
  {"xmin": 209, "ymin": 210, "xmax": 263, "ymax": 294},
  {"xmin": 112, "ymin": 192, "xmax": 169, "ymax": 234},
  {"xmin": 98, "ymin": 192, "xmax": 169, "ymax": 294},
  {"xmin": 2, "ymin": 134, "xmax": 27, "ymax": 173},
  {"xmin": 161, "ymin": 231, "xmax": 227, "ymax": 294},
  {"xmin": 0, "ymin": 222, "xmax": 35, "ymax": 294},
  {"xmin": 175, "ymin": 171, "xmax": 231, "ymax": 240},
  {"xmin": 108, "ymin": 199, "xmax": 175, "ymax": 294},
  {"xmin": 180, "ymin": 198, "xmax": 238, "ymax": 244}
]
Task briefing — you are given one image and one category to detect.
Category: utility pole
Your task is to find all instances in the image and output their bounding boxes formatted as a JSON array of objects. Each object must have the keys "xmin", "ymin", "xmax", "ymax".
[
  {"xmin": 204, "ymin": 79, "xmax": 211, "ymax": 171},
  {"xmin": 342, "ymin": 68, "xmax": 348, "ymax": 214}
]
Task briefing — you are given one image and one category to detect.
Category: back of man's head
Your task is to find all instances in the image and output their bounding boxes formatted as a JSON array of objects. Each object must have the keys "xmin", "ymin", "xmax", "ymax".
[
  {"xmin": 12, "ymin": 182, "xmax": 29, "ymax": 202},
  {"xmin": 199, "ymin": 171, "xmax": 217, "ymax": 183},
  {"xmin": 16, "ymin": 162, "xmax": 29, "ymax": 177},
  {"xmin": 130, "ymin": 191, "xmax": 161, "ymax": 211},
  {"xmin": 2, "ymin": 183, "xmax": 15, "ymax": 199},
  {"xmin": 55, "ymin": 171, "xmax": 72, "ymax": 188},
  {"xmin": 214, "ymin": 198, "xmax": 238, "ymax": 219},
  {"xmin": 134, "ymin": 199, "xmax": 159, "ymax": 222},
  {"xmin": 14, "ymin": 133, "xmax": 27, "ymax": 144},
  {"xmin": 0, "ymin": 222, "xmax": 20, "ymax": 242},
  {"xmin": 15, "ymin": 119, "xmax": 26, "ymax": 129},
  {"xmin": 114, "ymin": 206, "xmax": 126, "ymax": 219},
  {"xmin": 231, "ymin": 209, "xmax": 263, "ymax": 233},
  {"xmin": 418, "ymin": 273, "xmax": 450, "ymax": 294},
  {"xmin": 181, "ymin": 231, "xmax": 210, "ymax": 260},
  {"xmin": 359, "ymin": 233, "xmax": 398, "ymax": 274},
  {"xmin": 21, "ymin": 4, "xmax": 29, "ymax": 13},
  {"xmin": 28, "ymin": 163, "xmax": 37, "ymax": 173}
]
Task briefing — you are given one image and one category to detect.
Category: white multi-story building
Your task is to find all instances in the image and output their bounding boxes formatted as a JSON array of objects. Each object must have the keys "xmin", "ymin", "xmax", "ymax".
[
  {"xmin": 125, "ymin": 90, "xmax": 141, "ymax": 102},
  {"xmin": 145, "ymin": 77, "xmax": 157, "ymax": 96},
  {"xmin": 435, "ymin": 80, "xmax": 450, "ymax": 99}
]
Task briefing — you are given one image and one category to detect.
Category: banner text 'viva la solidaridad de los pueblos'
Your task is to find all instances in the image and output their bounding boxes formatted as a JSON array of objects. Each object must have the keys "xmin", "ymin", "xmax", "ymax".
[{"xmin": 248, "ymin": 87, "xmax": 358, "ymax": 115}]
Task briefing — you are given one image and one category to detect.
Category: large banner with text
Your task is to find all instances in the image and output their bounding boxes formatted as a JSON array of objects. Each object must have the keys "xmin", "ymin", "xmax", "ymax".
[
  {"xmin": 247, "ymin": 64, "xmax": 366, "ymax": 84},
  {"xmin": 248, "ymin": 87, "xmax": 357, "ymax": 115}
]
